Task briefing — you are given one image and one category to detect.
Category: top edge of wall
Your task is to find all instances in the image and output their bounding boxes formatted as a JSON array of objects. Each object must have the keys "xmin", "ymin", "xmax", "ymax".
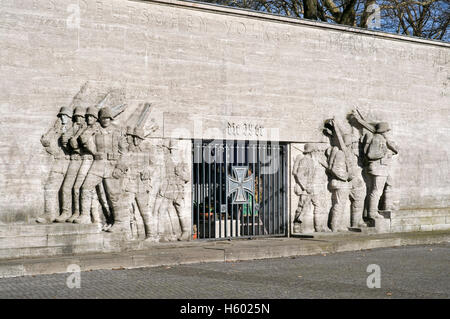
[{"xmin": 130, "ymin": 0, "xmax": 450, "ymax": 48}]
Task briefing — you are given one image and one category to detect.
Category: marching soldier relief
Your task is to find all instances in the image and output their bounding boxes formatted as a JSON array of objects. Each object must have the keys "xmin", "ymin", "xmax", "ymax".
[
  {"xmin": 35, "ymin": 87, "xmax": 192, "ymax": 242},
  {"xmin": 292, "ymin": 109, "xmax": 399, "ymax": 234},
  {"xmin": 39, "ymin": 90, "xmax": 399, "ymax": 240}
]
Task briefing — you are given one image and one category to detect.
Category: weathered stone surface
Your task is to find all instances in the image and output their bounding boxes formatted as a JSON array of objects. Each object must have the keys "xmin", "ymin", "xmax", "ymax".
[{"xmin": 0, "ymin": 0, "xmax": 448, "ymax": 240}]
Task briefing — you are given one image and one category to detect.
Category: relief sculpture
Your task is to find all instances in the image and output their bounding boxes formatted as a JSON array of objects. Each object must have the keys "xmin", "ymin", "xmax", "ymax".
[
  {"xmin": 293, "ymin": 108, "xmax": 398, "ymax": 233},
  {"xmin": 36, "ymin": 88, "xmax": 191, "ymax": 243}
]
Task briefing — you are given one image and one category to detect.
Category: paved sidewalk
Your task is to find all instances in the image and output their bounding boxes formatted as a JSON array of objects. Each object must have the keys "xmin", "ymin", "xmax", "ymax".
[
  {"xmin": 1, "ymin": 244, "xmax": 449, "ymax": 298},
  {"xmin": 0, "ymin": 230, "xmax": 449, "ymax": 278}
]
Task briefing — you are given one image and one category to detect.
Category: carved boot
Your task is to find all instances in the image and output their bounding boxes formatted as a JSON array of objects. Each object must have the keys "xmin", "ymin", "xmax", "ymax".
[
  {"xmin": 36, "ymin": 213, "xmax": 57, "ymax": 224},
  {"xmin": 177, "ymin": 215, "xmax": 191, "ymax": 241},
  {"xmin": 107, "ymin": 207, "xmax": 130, "ymax": 234},
  {"xmin": 55, "ymin": 210, "xmax": 72, "ymax": 223},
  {"xmin": 74, "ymin": 212, "xmax": 91, "ymax": 224},
  {"xmin": 368, "ymin": 211, "xmax": 384, "ymax": 220},
  {"xmin": 351, "ymin": 213, "xmax": 366, "ymax": 228},
  {"xmin": 66, "ymin": 212, "xmax": 79, "ymax": 223},
  {"xmin": 314, "ymin": 213, "xmax": 331, "ymax": 232}
]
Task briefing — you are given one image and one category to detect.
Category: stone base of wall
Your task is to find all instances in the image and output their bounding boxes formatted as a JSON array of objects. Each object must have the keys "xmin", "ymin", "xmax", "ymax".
[
  {"xmin": 0, "ymin": 224, "xmax": 148, "ymax": 260},
  {"xmin": 390, "ymin": 209, "xmax": 450, "ymax": 233}
]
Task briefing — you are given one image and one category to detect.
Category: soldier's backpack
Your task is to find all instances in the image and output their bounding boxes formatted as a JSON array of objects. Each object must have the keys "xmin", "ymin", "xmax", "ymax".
[{"xmin": 366, "ymin": 133, "xmax": 388, "ymax": 160}]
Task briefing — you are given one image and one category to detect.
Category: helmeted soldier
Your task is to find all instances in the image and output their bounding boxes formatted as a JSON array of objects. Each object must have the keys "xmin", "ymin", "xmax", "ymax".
[
  {"xmin": 78, "ymin": 107, "xmax": 128, "ymax": 229},
  {"xmin": 326, "ymin": 144, "xmax": 351, "ymax": 232},
  {"xmin": 155, "ymin": 139, "xmax": 190, "ymax": 241},
  {"xmin": 36, "ymin": 107, "xmax": 72, "ymax": 223},
  {"xmin": 342, "ymin": 134, "xmax": 366, "ymax": 228},
  {"xmin": 54, "ymin": 106, "xmax": 88, "ymax": 222},
  {"xmin": 293, "ymin": 143, "xmax": 330, "ymax": 233},
  {"xmin": 351, "ymin": 111, "xmax": 399, "ymax": 219},
  {"xmin": 122, "ymin": 127, "xmax": 155, "ymax": 239},
  {"xmin": 65, "ymin": 106, "xmax": 103, "ymax": 224}
]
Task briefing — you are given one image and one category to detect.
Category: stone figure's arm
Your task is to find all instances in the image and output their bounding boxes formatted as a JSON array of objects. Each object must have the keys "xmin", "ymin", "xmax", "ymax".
[
  {"xmin": 330, "ymin": 151, "xmax": 349, "ymax": 181},
  {"xmin": 317, "ymin": 158, "xmax": 328, "ymax": 169},
  {"xmin": 385, "ymin": 138, "xmax": 399, "ymax": 155},
  {"xmin": 362, "ymin": 132, "xmax": 373, "ymax": 155},
  {"xmin": 332, "ymin": 120, "xmax": 348, "ymax": 153},
  {"xmin": 69, "ymin": 123, "xmax": 87, "ymax": 151},
  {"xmin": 79, "ymin": 129, "xmax": 97, "ymax": 155},
  {"xmin": 117, "ymin": 130, "xmax": 128, "ymax": 155},
  {"xmin": 176, "ymin": 163, "xmax": 190, "ymax": 183}
]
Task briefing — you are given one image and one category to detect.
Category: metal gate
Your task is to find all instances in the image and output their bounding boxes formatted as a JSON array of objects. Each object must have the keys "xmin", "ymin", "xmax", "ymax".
[{"xmin": 192, "ymin": 140, "xmax": 287, "ymax": 240}]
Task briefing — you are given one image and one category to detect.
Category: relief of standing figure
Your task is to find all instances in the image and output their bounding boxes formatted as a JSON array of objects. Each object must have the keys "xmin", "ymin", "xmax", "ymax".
[
  {"xmin": 79, "ymin": 107, "xmax": 128, "ymax": 231},
  {"xmin": 55, "ymin": 106, "xmax": 87, "ymax": 223},
  {"xmin": 292, "ymin": 143, "xmax": 330, "ymax": 233},
  {"xmin": 155, "ymin": 140, "xmax": 190, "ymax": 241},
  {"xmin": 36, "ymin": 107, "xmax": 72, "ymax": 224},
  {"xmin": 328, "ymin": 120, "xmax": 367, "ymax": 228},
  {"xmin": 350, "ymin": 110, "xmax": 399, "ymax": 220}
]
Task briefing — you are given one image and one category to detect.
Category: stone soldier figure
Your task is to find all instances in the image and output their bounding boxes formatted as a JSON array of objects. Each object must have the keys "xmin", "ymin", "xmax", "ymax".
[
  {"xmin": 79, "ymin": 107, "xmax": 128, "ymax": 230},
  {"xmin": 351, "ymin": 110, "xmax": 399, "ymax": 219},
  {"xmin": 326, "ymin": 145, "xmax": 351, "ymax": 232},
  {"xmin": 67, "ymin": 106, "xmax": 103, "ymax": 224},
  {"xmin": 55, "ymin": 106, "xmax": 87, "ymax": 223},
  {"xmin": 122, "ymin": 127, "xmax": 155, "ymax": 240},
  {"xmin": 36, "ymin": 107, "xmax": 72, "ymax": 223},
  {"xmin": 292, "ymin": 143, "xmax": 330, "ymax": 233},
  {"xmin": 329, "ymin": 119, "xmax": 367, "ymax": 228},
  {"xmin": 343, "ymin": 133, "xmax": 366, "ymax": 228},
  {"xmin": 156, "ymin": 140, "xmax": 190, "ymax": 241}
]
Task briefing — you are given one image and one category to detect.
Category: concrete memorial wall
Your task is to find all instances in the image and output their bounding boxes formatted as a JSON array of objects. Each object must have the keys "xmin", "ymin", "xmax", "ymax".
[{"xmin": 0, "ymin": 0, "xmax": 449, "ymax": 257}]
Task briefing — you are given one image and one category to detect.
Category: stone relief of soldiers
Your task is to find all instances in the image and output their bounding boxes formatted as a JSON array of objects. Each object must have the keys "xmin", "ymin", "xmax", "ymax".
[
  {"xmin": 349, "ymin": 110, "xmax": 399, "ymax": 220},
  {"xmin": 120, "ymin": 103, "xmax": 159, "ymax": 241},
  {"xmin": 79, "ymin": 106, "xmax": 128, "ymax": 233},
  {"xmin": 36, "ymin": 107, "xmax": 72, "ymax": 224},
  {"xmin": 37, "ymin": 96, "xmax": 192, "ymax": 243},
  {"xmin": 54, "ymin": 106, "xmax": 89, "ymax": 223},
  {"xmin": 325, "ymin": 119, "xmax": 367, "ymax": 228},
  {"xmin": 292, "ymin": 143, "xmax": 330, "ymax": 233},
  {"xmin": 293, "ymin": 109, "xmax": 398, "ymax": 234},
  {"xmin": 153, "ymin": 139, "xmax": 191, "ymax": 241}
]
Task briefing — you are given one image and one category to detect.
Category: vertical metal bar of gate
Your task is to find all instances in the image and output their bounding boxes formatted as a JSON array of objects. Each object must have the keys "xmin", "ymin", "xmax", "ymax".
[
  {"xmin": 225, "ymin": 143, "xmax": 228, "ymax": 239},
  {"xmin": 277, "ymin": 146, "xmax": 281, "ymax": 234},
  {"xmin": 195, "ymin": 142, "xmax": 198, "ymax": 239},
  {"xmin": 257, "ymin": 142, "xmax": 261, "ymax": 236},
  {"xmin": 193, "ymin": 140, "xmax": 287, "ymax": 240},
  {"xmin": 213, "ymin": 144, "xmax": 220, "ymax": 237},
  {"xmin": 202, "ymin": 146, "xmax": 206, "ymax": 239},
  {"xmin": 251, "ymin": 142, "xmax": 256, "ymax": 237}
]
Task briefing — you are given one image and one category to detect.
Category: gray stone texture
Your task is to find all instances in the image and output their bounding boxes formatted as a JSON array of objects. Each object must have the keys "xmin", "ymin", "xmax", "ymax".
[{"xmin": 0, "ymin": 0, "xmax": 449, "ymax": 232}]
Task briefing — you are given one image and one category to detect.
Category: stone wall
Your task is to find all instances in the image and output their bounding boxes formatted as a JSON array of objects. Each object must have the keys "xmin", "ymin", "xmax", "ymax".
[{"xmin": 0, "ymin": 0, "xmax": 449, "ymax": 226}]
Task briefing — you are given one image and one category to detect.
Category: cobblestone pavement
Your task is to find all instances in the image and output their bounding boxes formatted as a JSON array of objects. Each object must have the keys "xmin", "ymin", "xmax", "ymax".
[{"xmin": 0, "ymin": 243, "xmax": 448, "ymax": 299}]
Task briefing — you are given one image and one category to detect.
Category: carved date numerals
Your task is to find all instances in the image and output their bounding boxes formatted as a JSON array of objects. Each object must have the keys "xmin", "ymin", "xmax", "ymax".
[{"xmin": 227, "ymin": 122, "xmax": 264, "ymax": 137}]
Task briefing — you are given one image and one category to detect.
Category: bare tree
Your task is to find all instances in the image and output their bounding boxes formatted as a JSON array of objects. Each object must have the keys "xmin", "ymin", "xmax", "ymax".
[{"xmin": 198, "ymin": 0, "xmax": 449, "ymax": 41}]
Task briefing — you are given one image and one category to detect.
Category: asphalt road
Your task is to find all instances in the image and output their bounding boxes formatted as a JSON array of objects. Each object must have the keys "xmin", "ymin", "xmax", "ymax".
[{"xmin": 0, "ymin": 243, "xmax": 449, "ymax": 299}]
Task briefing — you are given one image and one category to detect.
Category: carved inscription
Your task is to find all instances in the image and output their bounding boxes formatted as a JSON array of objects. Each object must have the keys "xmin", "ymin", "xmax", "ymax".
[{"xmin": 227, "ymin": 122, "xmax": 264, "ymax": 137}]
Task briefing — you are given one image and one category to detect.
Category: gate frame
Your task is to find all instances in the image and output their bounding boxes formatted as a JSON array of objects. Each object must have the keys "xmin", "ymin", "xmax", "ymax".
[{"xmin": 191, "ymin": 139, "xmax": 289, "ymax": 241}]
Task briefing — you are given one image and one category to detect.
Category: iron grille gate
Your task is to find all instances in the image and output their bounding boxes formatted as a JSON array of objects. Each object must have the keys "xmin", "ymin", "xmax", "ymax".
[{"xmin": 192, "ymin": 140, "xmax": 287, "ymax": 240}]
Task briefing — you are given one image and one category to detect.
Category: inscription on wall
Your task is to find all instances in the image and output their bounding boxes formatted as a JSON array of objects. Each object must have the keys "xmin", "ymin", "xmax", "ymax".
[{"xmin": 227, "ymin": 122, "xmax": 264, "ymax": 137}]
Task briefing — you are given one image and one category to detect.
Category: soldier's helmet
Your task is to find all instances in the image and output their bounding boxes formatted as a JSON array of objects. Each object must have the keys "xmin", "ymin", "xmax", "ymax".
[
  {"xmin": 85, "ymin": 106, "xmax": 99, "ymax": 119},
  {"xmin": 58, "ymin": 106, "xmax": 72, "ymax": 118},
  {"xmin": 98, "ymin": 107, "xmax": 113, "ymax": 119},
  {"xmin": 73, "ymin": 106, "xmax": 86, "ymax": 117},
  {"xmin": 133, "ymin": 127, "xmax": 145, "ymax": 139},
  {"xmin": 303, "ymin": 143, "xmax": 315, "ymax": 154},
  {"xmin": 376, "ymin": 122, "xmax": 390, "ymax": 133}
]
